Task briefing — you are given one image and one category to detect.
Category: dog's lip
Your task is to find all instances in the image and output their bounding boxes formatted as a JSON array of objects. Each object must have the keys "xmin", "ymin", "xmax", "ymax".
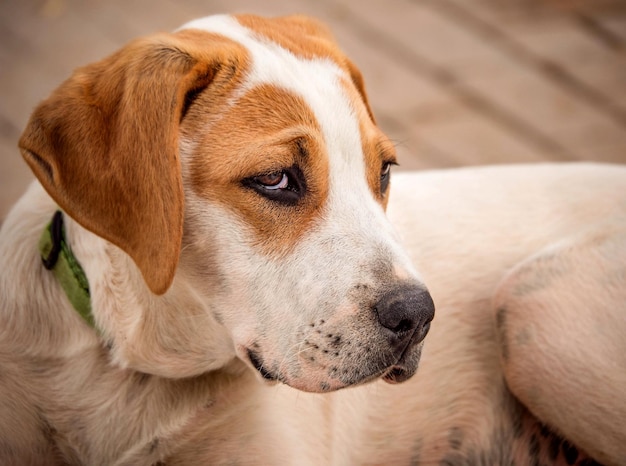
[
  {"xmin": 247, "ymin": 348, "xmax": 279, "ymax": 382},
  {"xmin": 245, "ymin": 325, "xmax": 425, "ymax": 389},
  {"xmin": 380, "ymin": 346, "xmax": 420, "ymax": 384},
  {"xmin": 381, "ymin": 365, "xmax": 414, "ymax": 384},
  {"xmin": 380, "ymin": 326, "xmax": 427, "ymax": 385}
]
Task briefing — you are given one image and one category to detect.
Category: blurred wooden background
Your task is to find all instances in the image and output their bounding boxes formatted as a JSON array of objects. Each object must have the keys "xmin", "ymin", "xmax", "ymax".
[{"xmin": 1, "ymin": 0, "xmax": 625, "ymax": 218}]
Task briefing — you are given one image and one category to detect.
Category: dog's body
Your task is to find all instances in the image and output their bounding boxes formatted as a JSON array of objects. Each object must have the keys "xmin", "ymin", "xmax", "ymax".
[{"xmin": 1, "ymin": 14, "xmax": 625, "ymax": 466}]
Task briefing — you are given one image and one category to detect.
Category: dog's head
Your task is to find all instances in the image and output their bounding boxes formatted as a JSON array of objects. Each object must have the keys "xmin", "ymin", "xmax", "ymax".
[{"xmin": 19, "ymin": 14, "xmax": 434, "ymax": 392}]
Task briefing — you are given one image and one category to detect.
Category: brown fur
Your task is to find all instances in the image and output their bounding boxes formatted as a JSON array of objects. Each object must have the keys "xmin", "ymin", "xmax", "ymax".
[
  {"xmin": 184, "ymin": 83, "xmax": 330, "ymax": 256},
  {"xmin": 235, "ymin": 14, "xmax": 376, "ymax": 122},
  {"xmin": 2, "ymin": 13, "xmax": 624, "ymax": 466},
  {"xmin": 19, "ymin": 30, "xmax": 250, "ymax": 295}
]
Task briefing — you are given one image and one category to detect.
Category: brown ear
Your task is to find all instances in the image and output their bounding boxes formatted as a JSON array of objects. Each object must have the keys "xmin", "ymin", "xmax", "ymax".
[{"xmin": 19, "ymin": 30, "xmax": 245, "ymax": 294}]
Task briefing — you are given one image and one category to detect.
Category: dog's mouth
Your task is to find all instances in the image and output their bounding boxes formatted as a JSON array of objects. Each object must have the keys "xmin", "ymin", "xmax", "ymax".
[
  {"xmin": 380, "ymin": 352, "xmax": 420, "ymax": 384},
  {"xmin": 381, "ymin": 323, "xmax": 427, "ymax": 384},
  {"xmin": 246, "ymin": 336, "xmax": 424, "ymax": 390},
  {"xmin": 247, "ymin": 349, "xmax": 280, "ymax": 383},
  {"xmin": 373, "ymin": 343, "xmax": 423, "ymax": 385},
  {"xmin": 382, "ymin": 367, "xmax": 410, "ymax": 383}
]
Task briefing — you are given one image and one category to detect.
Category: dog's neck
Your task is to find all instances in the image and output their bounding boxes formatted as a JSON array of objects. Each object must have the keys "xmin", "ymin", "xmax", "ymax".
[
  {"xmin": 0, "ymin": 183, "xmax": 95, "ymax": 358},
  {"xmin": 38, "ymin": 210, "xmax": 95, "ymax": 328},
  {"xmin": 0, "ymin": 181, "xmax": 239, "ymax": 379},
  {"xmin": 0, "ymin": 182, "xmax": 270, "ymax": 462},
  {"xmin": 68, "ymin": 205, "xmax": 241, "ymax": 379}
]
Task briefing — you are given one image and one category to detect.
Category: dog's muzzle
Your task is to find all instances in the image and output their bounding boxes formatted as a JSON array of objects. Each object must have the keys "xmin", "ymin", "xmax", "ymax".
[{"xmin": 244, "ymin": 282, "xmax": 435, "ymax": 391}]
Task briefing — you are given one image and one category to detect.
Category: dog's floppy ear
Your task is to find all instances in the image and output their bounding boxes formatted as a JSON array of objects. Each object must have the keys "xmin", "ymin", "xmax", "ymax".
[{"xmin": 19, "ymin": 31, "xmax": 244, "ymax": 295}]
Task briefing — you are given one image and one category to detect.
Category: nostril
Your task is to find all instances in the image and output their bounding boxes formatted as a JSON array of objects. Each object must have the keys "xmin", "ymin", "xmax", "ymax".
[{"xmin": 393, "ymin": 318, "xmax": 414, "ymax": 334}]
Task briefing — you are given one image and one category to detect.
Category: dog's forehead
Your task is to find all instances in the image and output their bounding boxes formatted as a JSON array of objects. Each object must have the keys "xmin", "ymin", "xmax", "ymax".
[
  {"xmin": 179, "ymin": 14, "xmax": 347, "ymax": 71},
  {"xmin": 179, "ymin": 14, "xmax": 371, "ymax": 176},
  {"xmin": 178, "ymin": 15, "xmax": 346, "ymax": 93}
]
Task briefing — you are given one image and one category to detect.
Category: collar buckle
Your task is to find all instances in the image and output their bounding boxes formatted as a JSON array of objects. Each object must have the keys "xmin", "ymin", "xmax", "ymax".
[
  {"xmin": 39, "ymin": 211, "xmax": 95, "ymax": 329},
  {"xmin": 41, "ymin": 210, "xmax": 64, "ymax": 270}
]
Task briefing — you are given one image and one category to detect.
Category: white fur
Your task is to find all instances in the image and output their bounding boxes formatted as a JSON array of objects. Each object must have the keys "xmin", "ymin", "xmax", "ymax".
[{"xmin": 1, "ymin": 11, "xmax": 625, "ymax": 465}]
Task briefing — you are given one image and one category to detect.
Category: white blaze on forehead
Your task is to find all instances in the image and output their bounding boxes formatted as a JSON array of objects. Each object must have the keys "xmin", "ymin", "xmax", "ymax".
[{"xmin": 179, "ymin": 15, "xmax": 369, "ymax": 200}]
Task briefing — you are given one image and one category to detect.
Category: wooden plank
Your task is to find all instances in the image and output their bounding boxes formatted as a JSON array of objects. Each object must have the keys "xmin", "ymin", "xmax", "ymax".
[
  {"xmin": 69, "ymin": 0, "xmax": 198, "ymax": 40},
  {"xmin": 328, "ymin": 24, "xmax": 463, "ymax": 168},
  {"xmin": 0, "ymin": 2, "xmax": 119, "ymax": 128},
  {"xmin": 333, "ymin": 0, "xmax": 507, "ymax": 68},
  {"xmin": 329, "ymin": 0, "xmax": 578, "ymax": 160},
  {"xmin": 457, "ymin": 56, "xmax": 626, "ymax": 160},
  {"xmin": 453, "ymin": 0, "xmax": 626, "ymax": 22},
  {"xmin": 330, "ymin": 25, "xmax": 457, "ymax": 119},
  {"xmin": 593, "ymin": 10, "xmax": 626, "ymax": 43},
  {"xmin": 423, "ymin": 0, "xmax": 626, "ymax": 163},
  {"xmin": 406, "ymin": 105, "xmax": 551, "ymax": 166},
  {"xmin": 431, "ymin": 0, "xmax": 626, "ymax": 118},
  {"xmin": 498, "ymin": 16, "xmax": 626, "ymax": 111}
]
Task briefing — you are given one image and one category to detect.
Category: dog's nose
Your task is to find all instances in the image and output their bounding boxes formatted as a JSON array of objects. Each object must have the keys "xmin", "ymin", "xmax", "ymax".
[{"xmin": 375, "ymin": 284, "xmax": 435, "ymax": 351}]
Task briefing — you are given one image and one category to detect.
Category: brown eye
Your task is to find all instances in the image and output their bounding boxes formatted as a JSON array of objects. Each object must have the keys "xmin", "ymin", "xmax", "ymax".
[
  {"xmin": 243, "ymin": 166, "xmax": 307, "ymax": 206},
  {"xmin": 381, "ymin": 162, "xmax": 393, "ymax": 194},
  {"xmin": 255, "ymin": 172, "xmax": 289, "ymax": 190}
]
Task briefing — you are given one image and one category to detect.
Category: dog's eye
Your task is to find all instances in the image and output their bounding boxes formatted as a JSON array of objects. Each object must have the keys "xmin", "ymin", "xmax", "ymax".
[
  {"xmin": 243, "ymin": 166, "xmax": 306, "ymax": 206},
  {"xmin": 381, "ymin": 162, "xmax": 392, "ymax": 178},
  {"xmin": 380, "ymin": 162, "xmax": 394, "ymax": 194},
  {"xmin": 255, "ymin": 172, "xmax": 289, "ymax": 190}
]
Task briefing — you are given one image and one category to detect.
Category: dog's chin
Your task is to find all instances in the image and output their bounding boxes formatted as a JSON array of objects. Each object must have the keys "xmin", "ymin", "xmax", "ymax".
[
  {"xmin": 245, "ymin": 343, "xmax": 423, "ymax": 392},
  {"xmin": 381, "ymin": 364, "xmax": 417, "ymax": 384}
]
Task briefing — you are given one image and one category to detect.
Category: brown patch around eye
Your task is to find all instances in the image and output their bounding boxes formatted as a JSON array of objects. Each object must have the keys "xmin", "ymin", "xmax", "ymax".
[
  {"xmin": 183, "ymin": 84, "xmax": 329, "ymax": 257},
  {"xmin": 363, "ymin": 135, "xmax": 397, "ymax": 208}
]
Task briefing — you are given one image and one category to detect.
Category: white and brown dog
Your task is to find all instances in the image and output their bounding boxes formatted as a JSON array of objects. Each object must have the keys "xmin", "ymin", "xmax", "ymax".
[{"xmin": 0, "ymin": 13, "xmax": 624, "ymax": 466}]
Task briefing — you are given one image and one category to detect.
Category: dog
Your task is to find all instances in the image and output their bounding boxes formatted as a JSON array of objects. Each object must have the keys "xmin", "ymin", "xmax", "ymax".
[{"xmin": 0, "ymin": 13, "xmax": 624, "ymax": 465}]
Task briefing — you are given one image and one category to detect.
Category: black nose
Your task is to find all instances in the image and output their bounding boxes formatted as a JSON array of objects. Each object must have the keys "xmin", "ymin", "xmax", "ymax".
[{"xmin": 375, "ymin": 284, "xmax": 435, "ymax": 351}]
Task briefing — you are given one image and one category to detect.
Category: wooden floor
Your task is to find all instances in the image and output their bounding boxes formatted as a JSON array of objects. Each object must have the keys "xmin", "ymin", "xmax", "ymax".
[{"xmin": 1, "ymin": 0, "xmax": 625, "ymax": 217}]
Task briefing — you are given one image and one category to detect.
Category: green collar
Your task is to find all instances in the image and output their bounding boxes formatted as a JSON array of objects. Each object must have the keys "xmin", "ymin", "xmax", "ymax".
[{"xmin": 39, "ymin": 211, "xmax": 94, "ymax": 328}]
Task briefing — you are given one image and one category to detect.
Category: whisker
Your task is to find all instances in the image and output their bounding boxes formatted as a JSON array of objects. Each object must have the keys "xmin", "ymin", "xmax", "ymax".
[{"xmin": 276, "ymin": 334, "xmax": 316, "ymax": 375}]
